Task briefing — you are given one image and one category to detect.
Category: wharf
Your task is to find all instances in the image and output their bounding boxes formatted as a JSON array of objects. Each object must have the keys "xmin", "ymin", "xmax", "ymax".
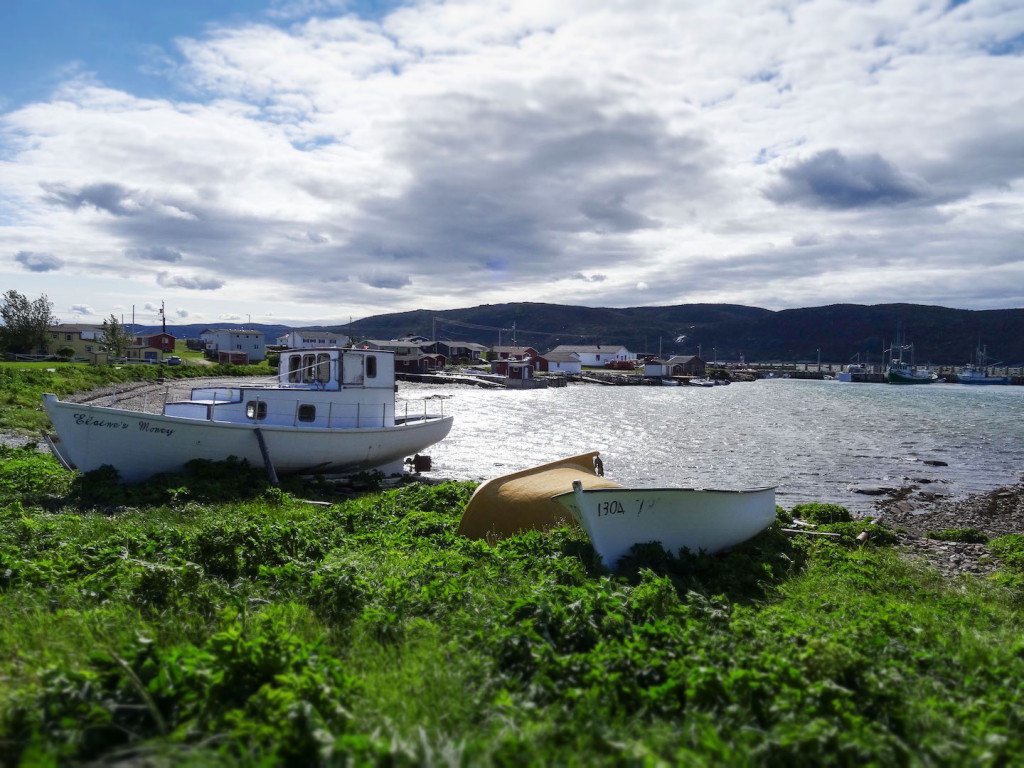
[{"xmin": 397, "ymin": 372, "xmax": 504, "ymax": 389}]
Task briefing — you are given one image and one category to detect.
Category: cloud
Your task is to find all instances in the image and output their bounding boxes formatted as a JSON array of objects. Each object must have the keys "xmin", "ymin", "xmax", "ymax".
[
  {"xmin": 69, "ymin": 304, "xmax": 94, "ymax": 315},
  {"xmin": 156, "ymin": 271, "xmax": 225, "ymax": 291},
  {"xmin": 14, "ymin": 251, "xmax": 64, "ymax": 272},
  {"xmin": 125, "ymin": 245, "xmax": 184, "ymax": 262},
  {"xmin": 0, "ymin": 0, "xmax": 1022, "ymax": 318},
  {"xmin": 571, "ymin": 272, "xmax": 608, "ymax": 283},
  {"xmin": 765, "ymin": 150, "xmax": 927, "ymax": 209},
  {"xmin": 218, "ymin": 313, "xmax": 243, "ymax": 321},
  {"xmin": 175, "ymin": 307, "xmax": 189, "ymax": 318}
]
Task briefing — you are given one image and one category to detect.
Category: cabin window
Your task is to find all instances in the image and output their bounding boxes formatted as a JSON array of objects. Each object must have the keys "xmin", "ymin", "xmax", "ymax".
[
  {"xmin": 297, "ymin": 404, "xmax": 316, "ymax": 422},
  {"xmin": 366, "ymin": 355, "xmax": 377, "ymax": 378},
  {"xmin": 288, "ymin": 354, "xmax": 303, "ymax": 383},
  {"xmin": 246, "ymin": 401, "xmax": 267, "ymax": 420},
  {"xmin": 316, "ymin": 353, "xmax": 331, "ymax": 383},
  {"xmin": 302, "ymin": 354, "xmax": 316, "ymax": 383}
]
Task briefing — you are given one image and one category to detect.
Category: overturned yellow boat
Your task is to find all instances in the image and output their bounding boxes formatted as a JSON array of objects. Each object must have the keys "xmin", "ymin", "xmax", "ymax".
[{"xmin": 458, "ymin": 452, "xmax": 622, "ymax": 542}]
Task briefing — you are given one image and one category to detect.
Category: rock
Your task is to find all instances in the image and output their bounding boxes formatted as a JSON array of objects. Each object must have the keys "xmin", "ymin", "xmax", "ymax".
[
  {"xmin": 923, "ymin": 460, "xmax": 949, "ymax": 467},
  {"xmin": 853, "ymin": 486, "xmax": 896, "ymax": 496}
]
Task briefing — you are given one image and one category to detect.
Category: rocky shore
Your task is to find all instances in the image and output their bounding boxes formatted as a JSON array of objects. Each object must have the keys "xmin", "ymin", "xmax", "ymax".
[{"xmin": 874, "ymin": 480, "xmax": 1024, "ymax": 578}]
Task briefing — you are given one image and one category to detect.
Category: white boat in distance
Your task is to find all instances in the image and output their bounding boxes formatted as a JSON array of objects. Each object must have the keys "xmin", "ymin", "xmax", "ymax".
[
  {"xmin": 552, "ymin": 480, "xmax": 777, "ymax": 568},
  {"xmin": 43, "ymin": 347, "xmax": 453, "ymax": 483}
]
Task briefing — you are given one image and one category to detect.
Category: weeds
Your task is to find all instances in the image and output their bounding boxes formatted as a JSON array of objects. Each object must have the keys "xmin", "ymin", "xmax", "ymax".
[{"xmin": 0, "ymin": 455, "xmax": 1022, "ymax": 765}]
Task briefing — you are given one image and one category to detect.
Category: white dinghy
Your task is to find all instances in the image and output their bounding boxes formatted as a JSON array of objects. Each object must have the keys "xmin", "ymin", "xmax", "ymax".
[
  {"xmin": 552, "ymin": 480, "xmax": 777, "ymax": 568},
  {"xmin": 43, "ymin": 347, "xmax": 453, "ymax": 483}
]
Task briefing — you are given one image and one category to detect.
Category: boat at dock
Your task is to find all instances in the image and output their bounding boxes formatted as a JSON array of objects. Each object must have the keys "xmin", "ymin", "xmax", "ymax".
[
  {"xmin": 958, "ymin": 345, "xmax": 1009, "ymax": 385},
  {"xmin": 552, "ymin": 480, "xmax": 777, "ymax": 568},
  {"xmin": 43, "ymin": 347, "xmax": 453, "ymax": 482},
  {"xmin": 884, "ymin": 340, "xmax": 937, "ymax": 385}
]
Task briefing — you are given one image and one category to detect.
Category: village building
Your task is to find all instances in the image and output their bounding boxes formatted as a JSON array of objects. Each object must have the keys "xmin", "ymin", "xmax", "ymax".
[
  {"xmin": 276, "ymin": 330, "xmax": 351, "ymax": 348},
  {"xmin": 643, "ymin": 359, "xmax": 670, "ymax": 378},
  {"xmin": 44, "ymin": 324, "xmax": 106, "ymax": 361},
  {"xmin": 422, "ymin": 340, "xmax": 487, "ymax": 362},
  {"xmin": 363, "ymin": 339, "xmax": 445, "ymax": 373},
  {"xmin": 489, "ymin": 345, "xmax": 539, "ymax": 361},
  {"xmin": 125, "ymin": 332, "xmax": 176, "ymax": 364},
  {"xmin": 538, "ymin": 349, "xmax": 583, "ymax": 374},
  {"xmin": 665, "ymin": 355, "xmax": 706, "ymax": 376},
  {"xmin": 200, "ymin": 328, "xmax": 267, "ymax": 364},
  {"xmin": 544, "ymin": 344, "xmax": 635, "ymax": 367}
]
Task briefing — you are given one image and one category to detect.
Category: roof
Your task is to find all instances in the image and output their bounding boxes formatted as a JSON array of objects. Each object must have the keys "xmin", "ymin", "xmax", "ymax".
[
  {"xmin": 365, "ymin": 339, "xmax": 430, "ymax": 350},
  {"xmin": 546, "ymin": 344, "xmax": 629, "ymax": 355},
  {"xmin": 666, "ymin": 355, "xmax": 702, "ymax": 365},
  {"xmin": 436, "ymin": 340, "xmax": 488, "ymax": 351},
  {"xmin": 287, "ymin": 330, "xmax": 348, "ymax": 339},
  {"xmin": 201, "ymin": 328, "xmax": 264, "ymax": 336},
  {"xmin": 50, "ymin": 323, "xmax": 104, "ymax": 333},
  {"xmin": 491, "ymin": 345, "xmax": 537, "ymax": 355},
  {"xmin": 542, "ymin": 350, "xmax": 582, "ymax": 363}
]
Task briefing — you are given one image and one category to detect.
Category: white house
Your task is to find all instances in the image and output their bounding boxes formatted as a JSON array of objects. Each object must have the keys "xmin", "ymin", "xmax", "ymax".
[
  {"xmin": 544, "ymin": 344, "xmax": 635, "ymax": 367},
  {"xmin": 540, "ymin": 349, "xmax": 583, "ymax": 374},
  {"xmin": 643, "ymin": 359, "xmax": 670, "ymax": 377},
  {"xmin": 199, "ymin": 328, "xmax": 266, "ymax": 362},
  {"xmin": 276, "ymin": 330, "xmax": 351, "ymax": 348}
]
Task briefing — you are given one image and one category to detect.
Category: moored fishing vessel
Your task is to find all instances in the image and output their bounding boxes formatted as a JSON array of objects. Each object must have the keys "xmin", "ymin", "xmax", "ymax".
[
  {"xmin": 958, "ymin": 345, "xmax": 1008, "ymax": 385},
  {"xmin": 885, "ymin": 339, "xmax": 937, "ymax": 385},
  {"xmin": 43, "ymin": 347, "xmax": 453, "ymax": 482}
]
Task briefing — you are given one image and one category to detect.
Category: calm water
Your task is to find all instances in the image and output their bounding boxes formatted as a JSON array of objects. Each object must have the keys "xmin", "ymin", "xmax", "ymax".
[{"xmin": 398, "ymin": 379, "xmax": 1024, "ymax": 511}]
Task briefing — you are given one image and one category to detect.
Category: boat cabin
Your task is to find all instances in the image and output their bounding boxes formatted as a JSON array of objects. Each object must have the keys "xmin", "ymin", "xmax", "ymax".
[{"xmin": 163, "ymin": 348, "xmax": 407, "ymax": 428}]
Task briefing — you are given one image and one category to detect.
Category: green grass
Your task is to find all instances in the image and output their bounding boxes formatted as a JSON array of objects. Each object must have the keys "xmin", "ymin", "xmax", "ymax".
[
  {"xmin": 173, "ymin": 340, "xmax": 208, "ymax": 362},
  {"xmin": 0, "ymin": 448, "xmax": 1021, "ymax": 765},
  {"xmin": 0, "ymin": 361, "xmax": 273, "ymax": 433}
]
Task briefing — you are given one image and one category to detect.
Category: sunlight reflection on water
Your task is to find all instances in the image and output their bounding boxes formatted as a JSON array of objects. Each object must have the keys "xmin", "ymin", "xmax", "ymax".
[{"xmin": 398, "ymin": 378, "xmax": 1024, "ymax": 511}]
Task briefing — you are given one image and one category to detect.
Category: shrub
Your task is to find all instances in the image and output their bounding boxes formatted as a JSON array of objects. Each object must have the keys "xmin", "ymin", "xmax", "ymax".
[
  {"xmin": 926, "ymin": 528, "xmax": 989, "ymax": 544},
  {"xmin": 791, "ymin": 502, "xmax": 853, "ymax": 524}
]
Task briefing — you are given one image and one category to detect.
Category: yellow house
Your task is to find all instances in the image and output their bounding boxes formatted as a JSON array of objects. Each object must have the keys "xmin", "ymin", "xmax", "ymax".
[{"xmin": 45, "ymin": 324, "xmax": 106, "ymax": 361}]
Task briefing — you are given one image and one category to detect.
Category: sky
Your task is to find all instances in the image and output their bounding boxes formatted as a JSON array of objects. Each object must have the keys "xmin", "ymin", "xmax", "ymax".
[{"xmin": 1, "ymin": 0, "xmax": 1023, "ymax": 328}]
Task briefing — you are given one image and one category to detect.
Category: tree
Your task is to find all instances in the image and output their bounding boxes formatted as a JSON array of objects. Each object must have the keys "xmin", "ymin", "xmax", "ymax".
[
  {"xmin": 0, "ymin": 290, "xmax": 57, "ymax": 354},
  {"xmin": 101, "ymin": 314, "xmax": 134, "ymax": 358}
]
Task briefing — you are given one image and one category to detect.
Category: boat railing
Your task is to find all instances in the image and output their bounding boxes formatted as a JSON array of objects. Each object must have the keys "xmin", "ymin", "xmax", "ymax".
[{"xmin": 214, "ymin": 395, "xmax": 449, "ymax": 429}]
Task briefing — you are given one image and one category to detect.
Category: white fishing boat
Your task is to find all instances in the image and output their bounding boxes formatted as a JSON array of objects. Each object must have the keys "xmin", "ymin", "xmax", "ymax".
[
  {"xmin": 689, "ymin": 378, "xmax": 716, "ymax": 387},
  {"xmin": 552, "ymin": 480, "xmax": 777, "ymax": 568},
  {"xmin": 958, "ymin": 345, "xmax": 1009, "ymax": 385},
  {"xmin": 43, "ymin": 347, "xmax": 453, "ymax": 482}
]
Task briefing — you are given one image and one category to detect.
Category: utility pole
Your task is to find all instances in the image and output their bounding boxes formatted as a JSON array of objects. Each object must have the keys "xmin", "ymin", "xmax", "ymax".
[
  {"xmin": 160, "ymin": 300, "xmax": 166, "ymax": 334},
  {"xmin": 816, "ymin": 347, "xmax": 821, "ymax": 371}
]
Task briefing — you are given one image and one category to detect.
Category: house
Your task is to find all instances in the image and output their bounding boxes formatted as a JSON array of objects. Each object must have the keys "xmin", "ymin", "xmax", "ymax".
[
  {"xmin": 276, "ymin": 330, "xmax": 351, "ymax": 348},
  {"xmin": 363, "ymin": 340, "xmax": 445, "ymax": 373},
  {"xmin": 544, "ymin": 344, "xmax": 635, "ymax": 367},
  {"xmin": 490, "ymin": 345, "xmax": 538, "ymax": 361},
  {"xmin": 44, "ymin": 324, "xmax": 105, "ymax": 360},
  {"xmin": 665, "ymin": 355, "xmax": 705, "ymax": 376},
  {"xmin": 538, "ymin": 349, "xmax": 583, "ymax": 374},
  {"xmin": 199, "ymin": 328, "xmax": 267, "ymax": 363},
  {"xmin": 423, "ymin": 340, "xmax": 487, "ymax": 362},
  {"xmin": 126, "ymin": 332, "xmax": 176, "ymax": 364},
  {"xmin": 643, "ymin": 359, "xmax": 670, "ymax": 378}
]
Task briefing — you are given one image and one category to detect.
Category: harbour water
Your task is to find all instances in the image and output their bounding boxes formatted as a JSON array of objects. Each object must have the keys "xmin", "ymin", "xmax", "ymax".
[{"xmin": 399, "ymin": 379, "xmax": 1024, "ymax": 512}]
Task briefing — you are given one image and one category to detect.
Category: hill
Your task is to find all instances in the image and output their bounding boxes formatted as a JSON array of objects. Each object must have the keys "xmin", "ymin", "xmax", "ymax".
[
  {"xmin": 331, "ymin": 302, "xmax": 1024, "ymax": 364},
  {"xmin": 138, "ymin": 303, "xmax": 1024, "ymax": 364}
]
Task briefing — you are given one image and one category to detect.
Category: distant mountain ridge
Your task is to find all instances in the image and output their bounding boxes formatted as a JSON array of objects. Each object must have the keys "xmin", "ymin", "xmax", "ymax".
[{"xmin": 136, "ymin": 303, "xmax": 1024, "ymax": 364}]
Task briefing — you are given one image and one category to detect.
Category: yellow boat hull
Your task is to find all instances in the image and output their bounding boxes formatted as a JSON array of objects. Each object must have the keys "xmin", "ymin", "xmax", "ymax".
[{"xmin": 458, "ymin": 452, "xmax": 622, "ymax": 541}]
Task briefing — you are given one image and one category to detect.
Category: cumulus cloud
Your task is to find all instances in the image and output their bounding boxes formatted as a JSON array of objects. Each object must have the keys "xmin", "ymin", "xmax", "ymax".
[
  {"xmin": 175, "ymin": 307, "xmax": 189, "ymax": 318},
  {"xmin": 14, "ymin": 251, "xmax": 64, "ymax": 272},
  {"xmin": 765, "ymin": 150, "xmax": 927, "ymax": 209},
  {"xmin": 125, "ymin": 245, "xmax": 184, "ymax": 262},
  {"xmin": 69, "ymin": 304, "xmax": 94, "ymax": 315},
  {"xmin": 156, "ymin": 271, "xmax": 225, "ymax": 291}
]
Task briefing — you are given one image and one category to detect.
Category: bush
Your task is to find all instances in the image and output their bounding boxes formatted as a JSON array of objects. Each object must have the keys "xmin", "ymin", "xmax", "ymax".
[
  {"xmin": 790, "ymin": 502, "xmax": 853, "ymax": 524},
  {"xmin": 926, "ymin": 528, "xmax": 989, "ymax": 544}
]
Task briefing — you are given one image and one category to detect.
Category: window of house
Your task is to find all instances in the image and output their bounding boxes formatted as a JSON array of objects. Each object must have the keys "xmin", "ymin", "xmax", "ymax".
[
  {"xmin": 85, "ymin": 346, "xmax": 92, "ymax": 352},
  {"xmin": 288, "ymin": 354, "xmax": 303, "ymax": 383},
  {"xmin": 66, "ymin": 333, "xmax": 72, "ymax": 341},
  {"xmin": 297, "ymin": 404, "xmax": 316, "ymax": 422},
  {"xmin": 246, "ymin": 401, "xmax": 267, "ymax": 420},
  {"xmin": 366, "ymin": 355, "xmax": 377, "ymax": 378}
]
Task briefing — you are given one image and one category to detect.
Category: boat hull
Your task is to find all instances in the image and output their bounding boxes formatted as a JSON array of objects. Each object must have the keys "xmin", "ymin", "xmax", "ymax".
[
  {"xmin": 458, "ymin": 452, "xmax": 622, "ymax": 541},
  {"xmin": 887, "ymin": 372, "xmax": 937, "ymax": 384},
  {"xmin": 958, "ymin": 375, "xmax": 1009, "ymax": 385},
  {"xmin": 42, "ymin": 394, "xmax": 453, "ymax": 482},
  {"xmin": 552, "ymin": 485, "xmax": 777, "ymax": 568}
]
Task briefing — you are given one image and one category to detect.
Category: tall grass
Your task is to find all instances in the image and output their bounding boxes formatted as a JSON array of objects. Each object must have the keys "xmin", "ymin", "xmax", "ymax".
[{"xmin": 0, "ymin": 447, "xmax": 1021, "ymax": 765}]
